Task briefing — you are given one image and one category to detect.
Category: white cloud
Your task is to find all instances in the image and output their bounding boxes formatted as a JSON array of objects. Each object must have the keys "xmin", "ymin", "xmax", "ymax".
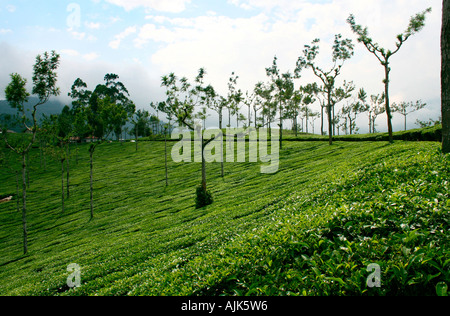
[
  {"xmin": 85, "ymin": 22, "xmax": 101, "ymax": 30},
  {"xmin": 105, "ymin": 0, "xmax": 192, "ymax": 13},
  {"xmin": 83, "ymin": 52, "xmax": 100, "ymax": 61},
  {"xmin": 70, "ymin": 31, "xmax": 86, "ymax": 40},
  {"xmin": 61, "ymin": 49, "xmax": 80, "ymax": 57},
  {"xmin": 6, "ymin": 5, "xmax": 16, "ymax": 12},
  {"xmin": 132, "ymin": 0, "xmax": 441, "ymax": 133},
  {"xmin": 0, "ymin": 28, "xmax": 12, "ymax": 34},
  {"xmin": 109, "ymin": 26, "xmax": 137, "ymax": 49},
  {"xmin": 1, "ymin": 0, "xmax": 441, "ymax": 133}
]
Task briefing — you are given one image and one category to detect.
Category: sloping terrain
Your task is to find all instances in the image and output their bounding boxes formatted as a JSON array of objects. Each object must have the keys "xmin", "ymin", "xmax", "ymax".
[{"xmin": 0, "ymin": 140, "xmax": 448, "ymax": 295}]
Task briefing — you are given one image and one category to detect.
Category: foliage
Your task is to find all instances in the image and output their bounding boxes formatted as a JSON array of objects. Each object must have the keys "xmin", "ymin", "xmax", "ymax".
[
  {"xmin": 347, "ymin": 8, "xmax": 432, "ymax": 143},
  {"xmin": 295, "ymin": 34, "xmax": 354, "ymax": 144},
  {"xmin": 0, "ymin": 139, "xmax": 447, "ymax": 296},
  {"xmin": 195, "ymin": 185, "xmax": 214, "ymax": 209}
]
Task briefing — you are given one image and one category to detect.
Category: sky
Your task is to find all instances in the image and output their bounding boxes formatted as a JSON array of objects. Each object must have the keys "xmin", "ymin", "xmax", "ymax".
[{"xmin": 0, "ymin": 0, "xmax": 443, "ymax": 133}]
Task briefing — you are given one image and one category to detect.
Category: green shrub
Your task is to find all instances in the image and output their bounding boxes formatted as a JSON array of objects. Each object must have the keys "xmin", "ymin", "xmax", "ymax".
[{"xmin": 195, "ymin": 185, "xmax": 213, "ymax": 209}]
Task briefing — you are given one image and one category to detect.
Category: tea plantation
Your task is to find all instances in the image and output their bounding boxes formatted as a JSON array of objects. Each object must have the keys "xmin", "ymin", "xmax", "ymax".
[{"xmin": 0, "ymin": 139, "xmax": 448, "ymax": 296}]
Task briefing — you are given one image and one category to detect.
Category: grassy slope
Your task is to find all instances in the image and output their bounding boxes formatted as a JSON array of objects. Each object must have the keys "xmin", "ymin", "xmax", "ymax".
[{"xmin": 0, "ymin": 139, "xmax": 448, "ymax": 296}]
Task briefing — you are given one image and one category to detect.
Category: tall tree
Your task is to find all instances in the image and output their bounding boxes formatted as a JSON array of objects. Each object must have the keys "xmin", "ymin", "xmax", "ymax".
[
  {"xmin": 243, "ymin": 91, "xmax": 256, "ymax": 128},
  {"xmin": 442, "ymin": 0, "xmax": 450, "ymax": 154},
  {"xmin": 131, "ymin": 109, "xmax": 151, "ymax": 152},
  {"xmin": 154, "ymin": 101, "xmax": 173, "ymax": 186},
  {"xmin": 2, "ymin": 51, "xmax": 60, "ymax": 254},
  {"xmin": 368, "ymin": 93, "xmax": 386, "ymax": 133},
  {"xmin": 94, "ymin": 74, "xmax": 135, "ymax": 141},
  {"xmin": 203, "ymin": 85, "xmax": 226, "ymax": 178},
  {"xmin": 392, "ymin": 100, "xmax": 426, "ymax": 131},
  {"xmin": 254, "ymin": 81, "xmax": 276, "ymax": 130},
  {"xmin": 161, "ymin": 69, "xmax": 215, "ymax": 206},
  {"xmin": 41, "ymin": 112, "xmax": 72, "ymax": 214},
  {"xmin": 300, "ymin": 83, "xmax": 320, "ymax": 135},
  {"xmin": 342, "ymin": 101, "xmax": 366, "ymax": 135},
  {"xmin": 295, "ymin": 35, "xmax": 354, "ymax": 145},
  {"xmin": 266, "ymin": 56, "xmax": 295, "ymax": 149},
  {"xmin": 285, "ymin": 89, "xmax": 303, "ymax": 137},
  {"xmin": 227, "ymin": 72, "xmax": 243, "ymax": 128},
  {"xmin": 348, "ymin": 8, "xmax": 432, "ymax": 143},
  {"xmin": 69, "ymin": 76, "xmax": 121, "ymax": 219}
]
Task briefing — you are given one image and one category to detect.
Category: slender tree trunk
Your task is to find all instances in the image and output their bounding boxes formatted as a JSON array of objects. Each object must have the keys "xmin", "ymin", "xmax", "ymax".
[
  {"xmin": 26, "ymin": 152, "xmax": 30, "ymax": 189},
  {"xmin": 332, "ymin": 105, "xmax": 336, "ymax": 136},
  {"xmin": 321, "ymin": 104, "xmax": 324, "ymax": 136},
  {"xmin": 306, "ymin": 110, "xmax": 309, "ymax": 134},
  {"xmin": 279, "ymin": 101, "xmax": 283, "ymax": 150},
  {"xmin": 442, "ymin": 0, "xmax": 450, "ymax": 153},
  {"xmin": 327, "ymin": 89, "xmax": 333, "ymax": 145},
  {"xmin": 202, "ymin": 144, "xmax": 207, "ymax": 192},
  {"xmin": 61, "ymin": 159, "xmax": 65, "ymax": 214},
  {"xmin": 21, "ymin": 153, "xmax": 28, "ymax": 254},
  {"xmin": 164, "ymin": 129, "xmax": 168, "ymax": 186},
  {"xmin": 219, "ymin": 116, "xmax": 224, "ymax": 178},
  {"xmin": 384, "ymin": 63, "xmax": 394, "ymax": 143}
]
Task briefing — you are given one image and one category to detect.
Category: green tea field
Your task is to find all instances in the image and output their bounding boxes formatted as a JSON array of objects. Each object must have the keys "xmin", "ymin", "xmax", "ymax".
[{"xmin": 0, "ymin": 139, "xmax": 448, "ymax": 296}]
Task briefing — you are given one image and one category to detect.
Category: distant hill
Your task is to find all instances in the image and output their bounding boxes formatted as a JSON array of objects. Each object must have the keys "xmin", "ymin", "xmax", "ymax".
[
  {"xmin": 0, "ymin": 97, "xmax": 66, "ymax": 131},
  {"xmin": 0, "ymin": 97, "xmax": 66, "ymax": 117}
]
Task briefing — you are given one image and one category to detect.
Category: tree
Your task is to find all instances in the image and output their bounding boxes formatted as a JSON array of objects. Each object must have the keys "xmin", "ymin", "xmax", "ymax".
[
  {"xmin": 41, "ymin": 112, "xmax": 72, "ymax": 214},
  {"xmin": 300, "ymin": 83, "xmax": 320, "ymax": 135},
  {"xmin": 204, "ymin": 87, "xmax": 226, "ymax": 178},
  {"xmin": 94, "ymin": 74, "xmax": 135, "ymax": 141},
  {"xmin": 442, "ymin": 0, "xmax": 450, "ymax": 153},
  {"xmin": 266, "ymin": 56, "xmax": 295, "ymax": 149},
  {"xmin": 284, "ymin": 89, "xmax": 303, "ymax": 137},
  {"xmin": 2, "ymin": 51, "xmax": 60, "ymax": 254},
  {"xmin": 331, "ymin": 80, "xmax": 356, "ymax": 135},
  {"xmin": 154, "ymin": 101, "xmax": 173, "ymax": 186},
  {"xmin": 309, "ymin": 111, "xmax": 320, "ymax": 135},
  {"xmin": 161, "ymin": 69, "xmax": 215, "ymax": 206},
  {"xmin": 416, "ymin": 118, "xmax": 441, "ymax": 128},
  {"xmin": 69, "ymin": 76, "xmax": 121, "ymax": 219},
  {"xmin": 86, "ymin": 95, "xmax": 116, "ymax": 219},
  {"xmin": 243, "ymin": 91, "xmax": 256, "ymax": 128},
  {"xmin": 295, "ymin": 35, "xmax": 354, "ymax": 145},
  {"xmin": 227, "ymin": 72, "xmax": 243, "ymax": 128},
  {"xmin": 254, "ymin": 81, "xmax": 276, "ymax": 130},
  {"xmin": 341, "ymin": 88, "xmax": 369, "ymax": 135},
  {"xmin": 314, "ymin": 85, "xmax": 328, "ymax": 136},
  {"xmin": 348, "ymin": 8, "xmax": 432, "ymax": 143},
  {"xmin": 368, "ymin": 93, "xmax": 385, "ymax": 133},
  {"xmin": 392, "ymin": 100, "xmax": 426, "ymax": 131},
  {"xmin": 131, "ymin": 109, "xmax": 151, "ymax": 152},
  {"xmin": 195, "ymin": 107, "xmax": 210, "ymax": 131},
  {"xmin": 206, "ymin": 87, "xmax": 225, "ymax": 130}
]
